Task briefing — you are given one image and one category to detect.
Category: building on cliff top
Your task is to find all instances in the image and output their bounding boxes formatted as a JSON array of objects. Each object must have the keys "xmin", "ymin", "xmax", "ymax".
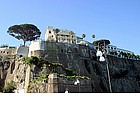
[
  {"xmin": 45, "ymin": 26, "xmax": 77, "ymax": 44},
  {"xmin": 0, "ymin": 26, "xmax": 137, "ymax": 60},
  {"xmin": 0, "ymin": 26, "xmax": 140, "ymax": 93},
  {"xmin": 44, "ymin": 26, "xmax": 93, "ymax": 46}
]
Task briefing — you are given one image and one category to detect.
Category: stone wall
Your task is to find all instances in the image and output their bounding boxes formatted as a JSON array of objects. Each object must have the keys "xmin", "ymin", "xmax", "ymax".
[
  {"xmin": 28, "ymin": 73, "xmax": 92, "ymax": 93},
  {"xmin": 42, "ymin": 42, "xmax": 140, "ymax": 93},
  {"xmin": 0, "ymin": 41, "xmax": 140, "ymax": 93}
]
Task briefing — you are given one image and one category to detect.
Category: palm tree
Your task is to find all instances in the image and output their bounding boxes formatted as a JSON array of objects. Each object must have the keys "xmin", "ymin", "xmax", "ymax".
[
  {"xmin": 82, "ymin": 34, "xmax": 86, "ymax": 39},
  {"xmin": 132, "ymin": 53, "xmax": 135, "ymax": 60},
  {"xmin": 92, "ymin": 34, "xmax": 95, "ymax": 39},
  {"xmin": 69, "ymin": 31, "xmax": 75, "ymax": 44},
  {"xmin": 127, "ymin": 52, "xmax": 132, "ymax": 59}
]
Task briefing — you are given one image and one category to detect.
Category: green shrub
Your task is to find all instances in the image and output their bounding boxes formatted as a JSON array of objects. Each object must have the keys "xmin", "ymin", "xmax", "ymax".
[
  {"xmin": 65, "ymin": 68, "xmax": 77, "ymax": 76},
  {"xmin": 3, "ymin": 81, "xmax": 16, "ymax": 93}
]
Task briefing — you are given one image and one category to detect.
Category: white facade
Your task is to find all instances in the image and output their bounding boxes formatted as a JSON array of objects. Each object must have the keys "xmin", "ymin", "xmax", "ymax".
[
  {"xmin": 0, "ymin": 47, "xmax": 17, "ymax": 56},
  {"xmin": 107, "ymin": 45, "xmax": 134, "ymax": 55},
  {"xmin": 45, "ymin": 26, "xmax": 76, "ymax": 44},
  {"xmin": 45, "ymin": 26, "xmax": 57, "ymax": 42},
  {"xmin": 28, "ymin": 39, "xmax": 44, "ymax": 57},
  {"xmin": 16, "ymin": 45, "xmax": 29, "ymax": 57}
]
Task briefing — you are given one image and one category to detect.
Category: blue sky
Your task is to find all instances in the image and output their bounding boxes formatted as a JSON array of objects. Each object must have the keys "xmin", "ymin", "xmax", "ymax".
[{"xmin": 0, "ymin": 0, "xmax": 140, "ymax": 54}]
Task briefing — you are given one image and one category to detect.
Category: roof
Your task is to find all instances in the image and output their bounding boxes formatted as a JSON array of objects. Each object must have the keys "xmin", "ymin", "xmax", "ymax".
[{"xmin": 57, "ymin": 31, "xmax": 70, "ymax": 35}]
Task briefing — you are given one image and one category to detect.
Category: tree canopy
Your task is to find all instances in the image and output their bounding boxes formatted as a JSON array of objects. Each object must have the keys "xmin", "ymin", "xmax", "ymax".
[
  {"xmin": 7, "ymin": 24, "xmax": 41, "ymax": 46},
  {"xmin": 93, "ymin": 39, "xmax": 110, "ymax": 47},
  {"xmin": 54, "ymin": 28, "xmax": 60, "ymax": 34},
  {"xmin": 92, "ymin": 34, "xmax": 95, "ymax": 38},
  {"xmin": 82, "ymin": 34, "xmax": 86, "ymax": 39}
]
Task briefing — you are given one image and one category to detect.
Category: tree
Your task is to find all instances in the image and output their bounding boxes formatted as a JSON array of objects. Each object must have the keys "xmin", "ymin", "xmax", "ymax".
[
  {"xmin": 93, "ymin": 39, "xmax": 110, "ymax": 47},
  {"xmin": 7, "ymin": 24, "xmax": 41, "ymax": 46},
  {"xmin": 92, "ymin": 34, "xmax": 95, "ymax": 39},
  {"xmin": 55, "ymin": 28, "xmax": 60, "ymax": 34},
  {"xmin": 69, "ymin": 31, "xmax": 75, "ymax": 43},
  {"xmin": 0, "ymin": 44, "xmax": 9, "ymax": 48},
  {"xmin": 53, "ymin": 28, "xmax": 60, "ymax": 42},
  {"xmin": 82, "ymin": 34, "xmax": 86, "ymax": 39}
]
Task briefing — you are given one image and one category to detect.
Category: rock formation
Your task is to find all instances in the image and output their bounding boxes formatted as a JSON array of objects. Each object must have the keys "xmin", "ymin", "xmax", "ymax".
[{"xmin": 0, "ymin": 42, "xmax": 140, "ymax": 93}]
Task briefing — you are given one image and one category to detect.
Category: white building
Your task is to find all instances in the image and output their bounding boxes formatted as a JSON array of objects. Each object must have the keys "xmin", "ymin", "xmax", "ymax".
[
  {"xmin": 0, "ymin": 46, "xmax": 17, "ymax": 56},
  {"xmin": 28, "ymin": 39, "xmax": 44, "ymax": 57},
  {"xmin": 45, "ymin": 26, "xmax": 77, "ymax": 44},
  {"xmin": 107, "ymin": 45, "xmax": 134, "ymax": 55}
]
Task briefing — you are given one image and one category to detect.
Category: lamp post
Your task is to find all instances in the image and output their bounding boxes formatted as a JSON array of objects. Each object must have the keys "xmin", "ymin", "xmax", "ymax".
[
  {"xmin": 74, "ymin": 68, "xmax": 81, "ymax": 93},
  {"xmin": 74, "ymin": 79, "xmax": 80, "ymax": 92},
  {"xmin": 96, "ymin": 42, "xmax": 112, "ymax": 93},
  {"xmin": 104, "ymin": 48, "xmax": 112, "ymax": 93},
  {"xmin": 65, "ymin": 88, "xmax": 69, "ymax": 93},
  {"xmin": 65, "ymin": 79, "xmax": 69, "ymax": 93}
]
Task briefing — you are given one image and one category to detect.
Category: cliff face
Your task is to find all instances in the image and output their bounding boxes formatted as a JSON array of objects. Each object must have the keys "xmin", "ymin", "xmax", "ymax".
[
  {"xmin": 0, "ymin": 42, "xmax": 140, "ymax": 93},
  {"xmin": 109, "ymin": 56, "xmax": 140, "ymax": 92},
  {"xmin": 95, "ymin": 56, "xmax": 140, "ymax": 92},
  {"xmin": 0, "ymin": 48, "xmax": 17, "ymax": 92},
  {"xmin": 43, "ymin": 42, "xmax": 140, "ymax": 93}
]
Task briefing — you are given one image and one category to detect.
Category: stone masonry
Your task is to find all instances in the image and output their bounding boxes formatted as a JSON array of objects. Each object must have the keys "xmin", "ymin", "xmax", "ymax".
[{"xmin": 0, "ymin": 41, "xmax": 140, "ymax": 93}]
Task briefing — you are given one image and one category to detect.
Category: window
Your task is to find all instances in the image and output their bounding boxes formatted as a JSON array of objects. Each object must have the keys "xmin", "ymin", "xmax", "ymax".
[
  {"xmin": 61, "ymin": 49, "xmax": 63, "ymax": 53},
  {"xmin": 49, "ymin": 31, "xmax": 51, "ymax": 34}
]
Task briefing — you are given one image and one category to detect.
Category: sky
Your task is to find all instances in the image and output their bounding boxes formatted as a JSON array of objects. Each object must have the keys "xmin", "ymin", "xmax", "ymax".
[{"xmin": 0, "ymin": 0, "xmax": 140, "ymax": 54}]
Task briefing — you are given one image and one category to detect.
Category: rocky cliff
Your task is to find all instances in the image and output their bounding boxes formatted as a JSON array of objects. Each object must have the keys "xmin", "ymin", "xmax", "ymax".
[
  {"xmin": 94, "ymin": 56, "xmax": 140, "ymax": 92},
  {"xmin": 0, "ymin": 42, "xmax": 140, "ymax": 93}
]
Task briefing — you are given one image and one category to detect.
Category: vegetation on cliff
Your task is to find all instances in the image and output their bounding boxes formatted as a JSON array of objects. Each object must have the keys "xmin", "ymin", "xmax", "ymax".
[
  {"xmin": 3, "ymin": 81, "xmax": 16, "ymax": 93},
  {"xmin": 21, "ymin": 56, "xmax": 77, "ymax": 76},
  {"xmin": 21, "ymin": 56, "xmax": 90, "ymax": 89}
]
